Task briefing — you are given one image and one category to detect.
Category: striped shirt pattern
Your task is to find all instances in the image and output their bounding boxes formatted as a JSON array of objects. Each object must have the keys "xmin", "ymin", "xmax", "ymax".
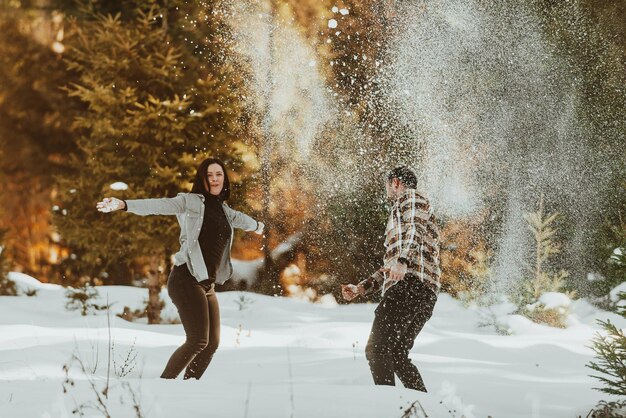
[{"xmin": 360, "ymin": 189, "xmax": 441, "ymax": 296}]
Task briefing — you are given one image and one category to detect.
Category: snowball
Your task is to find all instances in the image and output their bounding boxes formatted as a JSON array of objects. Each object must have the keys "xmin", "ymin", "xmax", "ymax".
[
  {"xmin": 331, "ymin": 6, "xmax": 339, "ymax": 13},
  {"xmin": 539, "ymin": 292, "xmax": 571, "ymax": 309},
  {"xmin": 51, "ymin": 42, "xmax": 65, "ymax": 54},
  {"xmin": 328, "ymin": 19, "xmax": 338, "ymax": 29},
  {"xmin": 340, "ymin": 9, "xmax": 349, "ymax": 15},
  {"xmin": 110, "ymin": 182, "xmax": 129, "ymax": 191}
]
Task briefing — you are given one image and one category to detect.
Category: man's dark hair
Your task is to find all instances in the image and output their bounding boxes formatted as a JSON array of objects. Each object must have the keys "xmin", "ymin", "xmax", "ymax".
[
  {"xmin": 387, "ymin": 166, "xmax": 417, "ymax": 189},
  {"xmin": 191, "ymin": 158, "xmax": 231, "ymax": 201}
]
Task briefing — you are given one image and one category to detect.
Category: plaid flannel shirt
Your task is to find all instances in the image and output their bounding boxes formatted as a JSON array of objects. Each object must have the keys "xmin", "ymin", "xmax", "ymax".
[{"xmin": 359, "ymin": 189, "xmax": 441, "ymax": 296}]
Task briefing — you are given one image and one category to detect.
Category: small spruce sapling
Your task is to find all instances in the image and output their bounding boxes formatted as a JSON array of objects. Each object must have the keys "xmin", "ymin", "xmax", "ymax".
[
  {"xmin": 234, "ymin": 292, "xmax": 255, "ymax": 311},
  {"xmin": 514, "ymin": 194, "xmax": 572, "ymax": 328},
  {"xmin": 65, "ymin": 281, "xmax": 109, "ymax": 316}
]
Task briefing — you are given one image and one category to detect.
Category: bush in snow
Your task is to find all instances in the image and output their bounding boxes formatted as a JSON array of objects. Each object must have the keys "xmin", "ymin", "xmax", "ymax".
[
  {"xmin": 0, "ymin": 229, "xmax": 17, "ymax": 296},
  {"xmin": 23, "ymin": 287, "xmax": 38, "ymax": 297},
  {"xmin": 116, "ymin": 299, "xmax": 178, "ymax": 324},
  {"xmin": 65, "ymin": 281, "xmax": 109, "ymax": 316},
  {"xmin": 234, "ymin": 293, "xmax": 255, "ymax": 311},
  {"xmin": 513, "ymin": 195, "xmax": 573, "ymax": 328},
  {"xmin": 477, "ymin": 306, "xmax": 513, "ymax": 336},
  {"xmin": 586, "ymin": 319, "xmax": 626, "ymax": 401},
  {"xmin": 117, "ymin": 305, "xmax": 149, "ymax": 323},
  {"xmin": 586, "ymin": 399, "xmax": 626, "ymax": 418}
]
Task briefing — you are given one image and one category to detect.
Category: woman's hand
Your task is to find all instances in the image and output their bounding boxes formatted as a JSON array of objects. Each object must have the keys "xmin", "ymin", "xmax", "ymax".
[
  {"xmin": 254, "ymin": 221, "xmax": 265, "ymax": 235},
  {"xmin": 96, "ymin": 197, "xmax": 126, "ymax": 213}
]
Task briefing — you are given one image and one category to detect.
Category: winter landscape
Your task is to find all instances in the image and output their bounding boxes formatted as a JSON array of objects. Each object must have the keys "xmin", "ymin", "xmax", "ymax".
[{"xmin": 0, "ymin": 273, "xmax": 624, "ymax": 417}]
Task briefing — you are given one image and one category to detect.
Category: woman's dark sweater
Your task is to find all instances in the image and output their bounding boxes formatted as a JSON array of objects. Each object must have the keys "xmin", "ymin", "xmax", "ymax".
[{"xmin": 198, "ymin": 194, "xmax": 230, "ymax": 284}]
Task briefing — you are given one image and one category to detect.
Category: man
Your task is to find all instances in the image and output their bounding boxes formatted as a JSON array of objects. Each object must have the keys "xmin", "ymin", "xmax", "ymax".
[{"xmin": 342, "ymin": 166, "xmax": 441, "ymax": 392}]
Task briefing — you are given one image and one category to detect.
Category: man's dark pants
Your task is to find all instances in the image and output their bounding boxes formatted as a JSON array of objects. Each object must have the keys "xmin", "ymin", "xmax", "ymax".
[{"xmin": 365, "ymin": 275, "xmax": 437, "ymax": 392}]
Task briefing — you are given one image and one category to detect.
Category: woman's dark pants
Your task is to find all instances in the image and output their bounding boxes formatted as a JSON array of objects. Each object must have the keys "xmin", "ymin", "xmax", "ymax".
[
  {"xmin": 365, "ymin": 275, "xmax": 437, "ymax": 392},
  {"xmin": 160, "ymin": 264, "xmax": 220, "ymax": 380}
]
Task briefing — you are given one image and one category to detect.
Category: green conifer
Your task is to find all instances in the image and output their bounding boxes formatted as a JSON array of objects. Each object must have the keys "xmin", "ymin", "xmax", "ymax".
[
  {"xmin": 587, "ymin": 319, "xmax": 626, "ymax": 397},
  {"xmin": 54, "ymin": 2, "xmax": 245, "ymax": 322},
  {"xmin": 515, "ymin": 194, "xmax": 571, "ymax": 327}
]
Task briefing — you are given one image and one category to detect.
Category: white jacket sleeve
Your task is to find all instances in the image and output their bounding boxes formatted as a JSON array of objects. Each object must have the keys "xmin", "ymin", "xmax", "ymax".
[
  {"xmin": 125, "ymin": 194, "xmax": 186, "ymax": 216},
  {"xmin": 223, "ymin": 204, "xmax": 259, "ymax": 231}
]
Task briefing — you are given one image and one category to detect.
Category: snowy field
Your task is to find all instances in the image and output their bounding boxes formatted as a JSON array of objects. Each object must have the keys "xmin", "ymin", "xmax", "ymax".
[{"xmin": 1, "ymin": 272, "xmax": 624, "ymax": 418}]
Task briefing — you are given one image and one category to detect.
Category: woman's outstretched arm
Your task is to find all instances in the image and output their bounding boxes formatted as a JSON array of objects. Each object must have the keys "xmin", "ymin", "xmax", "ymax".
[
  {"xmin": 96, "ymin": 195, "xmax": 186, "ymax": 216},
  {"xmin": 223, "ymin": 205, "xmax": 264, "ymax": 235}
]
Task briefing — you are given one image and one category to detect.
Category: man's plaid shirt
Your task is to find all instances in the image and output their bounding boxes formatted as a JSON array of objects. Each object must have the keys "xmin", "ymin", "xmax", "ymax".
[{"xmin": 359, "ymin": 189, "xmax": 441, "ymax": 296}]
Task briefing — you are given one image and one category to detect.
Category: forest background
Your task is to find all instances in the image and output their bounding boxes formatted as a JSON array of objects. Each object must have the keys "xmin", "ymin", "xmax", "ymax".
[{"xmin": 0, "ymin": 0, "xmax": 625, "ymax": 326}]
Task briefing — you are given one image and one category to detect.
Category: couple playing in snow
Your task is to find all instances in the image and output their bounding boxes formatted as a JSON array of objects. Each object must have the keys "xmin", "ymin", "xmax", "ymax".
[{"xmin": 96, "ymin": 159, "xmax": 441, "ymax": 392}]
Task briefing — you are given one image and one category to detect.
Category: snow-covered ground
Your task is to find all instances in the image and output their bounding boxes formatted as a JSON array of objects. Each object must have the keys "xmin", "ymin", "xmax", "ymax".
[{"xmin": 1, "ymin": 272, "xmax": 624, "ymax": 418}]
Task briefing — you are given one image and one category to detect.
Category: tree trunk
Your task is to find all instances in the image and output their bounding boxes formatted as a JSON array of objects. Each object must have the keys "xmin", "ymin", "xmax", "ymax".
[{"xmin": 146, "ymin": 253, "xmax": 165, "ymax": 324}]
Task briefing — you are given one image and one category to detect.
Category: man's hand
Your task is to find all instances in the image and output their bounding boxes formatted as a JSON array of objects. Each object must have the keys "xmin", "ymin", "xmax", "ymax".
[
  {"xmin": 387, "ymin": 260, "xmax": 407, "ymax": 282},
  {"xmin": 96, "ymin": 197, "xmax": 125, "ymax": 213},
  {"xmin": 341, "ymin": 283, "xmax": 364, "ymax": 302}
]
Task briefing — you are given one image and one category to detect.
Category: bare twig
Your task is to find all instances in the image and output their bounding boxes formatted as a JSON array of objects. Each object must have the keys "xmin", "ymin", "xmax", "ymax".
[
  {"xmin": 71, "ymin": 351, "xmax": 112, "ymax": 418},
  {"xmin": 122, "ymin": 381, "xmax": 145, "ymax": 418},
  {"xmin": 401, "ymin": 400, "xmax": 428, "ymax": 418},
  {"xmin": 87, "ymin": 337, "xmax": 100, "ymax": 374},
  {"xmin": 113, "ymin": 338, "xmax": 138, "ymax": 378}
]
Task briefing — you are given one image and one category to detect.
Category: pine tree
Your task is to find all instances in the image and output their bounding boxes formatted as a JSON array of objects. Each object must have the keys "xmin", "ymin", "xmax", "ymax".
[
  {"xmin": 65, "ymin": 281, "xmax": 107, "ymax": 316},
  {"xmin": 515, "ymin": 194, "xmax": 571, "ymax": 327},
  {"xmin": 587, "ymin": 319, "xmax": 626, "ymax": 397},
  {"xmin": 595, "ymin": 201, "xmax": 626, "ymax": 302},
  {"xmin": 54, "ymin": 2, "xmax": 245, "ymax": 322}
]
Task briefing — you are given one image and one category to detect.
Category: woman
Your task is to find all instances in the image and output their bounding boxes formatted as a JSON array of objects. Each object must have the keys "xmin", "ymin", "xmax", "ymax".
[{"xmin": 96, "ymin": 158, "xmax": 264, "ymax": 379}]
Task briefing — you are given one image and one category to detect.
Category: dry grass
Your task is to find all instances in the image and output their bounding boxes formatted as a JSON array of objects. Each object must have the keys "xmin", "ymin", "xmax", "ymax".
[{"xmin": 524, "ymin": 306, "xmax": 567, "ymax": 328}]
